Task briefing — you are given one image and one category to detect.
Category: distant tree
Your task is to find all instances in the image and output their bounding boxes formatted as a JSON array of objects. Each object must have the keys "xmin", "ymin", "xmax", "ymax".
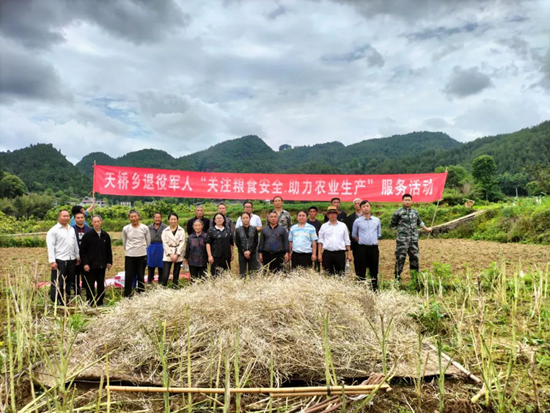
[
  {"xmin": 13, "ymin": 194, "xmax": 55, "ymax": 219},
  {"xmin": 471, "ymin": 155, "xmax": 503, "ymax": 201},
  {"xmin": 0, "ymin": 172, "xmax": 27, "ymax": 198},
  {"xmin": 435, "ymin": 165, "xmax": 470, "ymax": 190},
  {"xmin": 279, "ymin": 144, "xmax": 292, "ymax": 151},
  {"xmin": 525, "ymin": 164, "xmax": 550, "ymax": 195}
]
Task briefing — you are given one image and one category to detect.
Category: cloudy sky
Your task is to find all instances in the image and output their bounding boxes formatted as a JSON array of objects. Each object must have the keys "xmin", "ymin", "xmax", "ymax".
[{"xmin": 1, "ymin": 0, "xmax": 549, "ymax": 164}]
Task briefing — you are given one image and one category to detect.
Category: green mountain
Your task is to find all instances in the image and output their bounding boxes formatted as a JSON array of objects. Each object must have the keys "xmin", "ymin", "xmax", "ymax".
[
  {"xmin": 369, "ymin": 121, "xmax": 550, "ymax": 174},
  {"xmin": 76, "ymin": 152, "xmax": 115, "ymax": 176},
  {"xmin": 0, "ymin": 144, "xmax": 91, "ymax": 193},
  {"xmin": 3, "ymin": 122, "xmax": 549, "ymax": 196}
]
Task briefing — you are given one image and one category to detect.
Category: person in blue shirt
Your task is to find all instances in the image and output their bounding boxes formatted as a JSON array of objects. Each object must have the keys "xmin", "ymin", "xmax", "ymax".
[
  {"xmin": 288, "ymin": 211, "xmax": 318, "ymax": 269},
  {"xmin": 70, "ymin": 201, "xmax": 95, "ymax": 227},
  {"xmin": 352, "ymin": 200, "xmax": 382, "ymax": 291}
]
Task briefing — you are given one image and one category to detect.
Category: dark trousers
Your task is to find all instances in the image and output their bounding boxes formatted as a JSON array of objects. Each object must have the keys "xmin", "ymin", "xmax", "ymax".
[
  {"xmin": 50, "ymin": 259, "xmax": 76, "ymax": 305},
  {"xmin": 211, "ymin": 257, "xmax": 231, "ymax": 276},
  {"xmin": 350, "ymin": 241, "xmax": 359, "ymax": 272},
  {"xmin": 355, "ymin": 245, "xmax": 380, "ymax": 291},
  {"xmin": 161, "ymin": 261, "xmax": 182, "ymax": 288},
  {"xmin": 83, "ymin": 268, "xmax": 106, "ymax": 306},
  {"xmin": 71, "ymin": 263, "xmax": 84, "ymax": 296},
  {"xmin": 322, "ymin": 250, "xmax": 346, "ymax": 275},
  {"xmin": 262, "ymin": 251, "xmax": 285, "ymax": 273},
  {"xmin": 189, "ymin": 266, "xmax": 207, "ymax": 278},
  {"xmin": 147, "ymin": 266, "xmax": 163, "ymax": 284},
  {"xmin": 238, "ymin": 252, "xmax": 258, "ymax": 276},
  {"xmin": 124, "ymin": 255, "xmax": 147, "ymax": 297},
  {"xmin": 291, "ymin": 252, "xmax": 313, "ymax": 269}
]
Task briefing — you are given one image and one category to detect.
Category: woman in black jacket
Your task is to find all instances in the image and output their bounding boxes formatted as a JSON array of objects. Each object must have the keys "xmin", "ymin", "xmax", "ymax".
[
  {"xmin": 235, "ymin": 212, "xmax": 259, "ymax": 276},
  {"xmin": 80, "ymin": 215, "xmax": 113, "ymax": 306},
  {"xmin": 206, "ymin": 213, "xmax": 234, "ymax": 275}
]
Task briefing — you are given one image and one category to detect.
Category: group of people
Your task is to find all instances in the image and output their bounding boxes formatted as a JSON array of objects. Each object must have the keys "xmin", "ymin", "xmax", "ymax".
[{"xmin": 46, "ymin": 194, "xmax": 430, "ymax": 305}]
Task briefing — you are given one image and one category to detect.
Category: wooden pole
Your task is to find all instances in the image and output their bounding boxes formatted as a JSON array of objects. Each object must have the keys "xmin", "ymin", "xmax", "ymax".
[
  {"xmin": 106, "ymin": 384, "xmax": 390, "ymax": 395},
  {"xmin": 427, "ymin": 166, "xmax": 447, "ymax": 239},
  {"xmin": 93, "ymin": 160, "xmax": 96, "ymax": 202},
  {"xmin": 426, "ymin": 343, "xmax": 481, "ymax": 384}
]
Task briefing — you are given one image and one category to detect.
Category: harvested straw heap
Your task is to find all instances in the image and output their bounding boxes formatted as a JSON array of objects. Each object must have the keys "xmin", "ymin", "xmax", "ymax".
[{"xmin": 68, "ymin": 270, "xmax": 421, "ymax": 387}]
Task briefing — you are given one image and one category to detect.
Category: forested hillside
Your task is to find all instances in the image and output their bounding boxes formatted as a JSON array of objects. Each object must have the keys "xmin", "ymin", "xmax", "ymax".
[
  {"xmin": 2, "ymin": 122, "xmax": 549, "ymax": 196},
  {"xmin": 0, "ymin": 144, "xmax": 90, "ymax": 193}
]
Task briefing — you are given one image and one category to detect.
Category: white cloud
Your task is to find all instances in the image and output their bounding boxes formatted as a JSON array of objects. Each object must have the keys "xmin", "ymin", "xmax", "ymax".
[{"xmin": 0, "ymin": 0, "xmax": 549, "ymax": 163}]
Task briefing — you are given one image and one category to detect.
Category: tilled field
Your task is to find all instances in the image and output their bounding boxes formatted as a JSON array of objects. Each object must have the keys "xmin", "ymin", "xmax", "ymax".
[{"xmin": 2, "ymin": 239, "xmax": 548, "ymax": 281}]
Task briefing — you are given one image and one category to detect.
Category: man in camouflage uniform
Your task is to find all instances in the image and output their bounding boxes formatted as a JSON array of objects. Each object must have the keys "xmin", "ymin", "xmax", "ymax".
[{"xmin": 391, "ymin": 194, "xmax": 432, "ymax": 281}]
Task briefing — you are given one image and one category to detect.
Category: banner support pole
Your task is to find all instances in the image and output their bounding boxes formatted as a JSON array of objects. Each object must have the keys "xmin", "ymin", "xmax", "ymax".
[{"xmin": 427, "ymin": 167, "xmax": 447, "ymax": 239}]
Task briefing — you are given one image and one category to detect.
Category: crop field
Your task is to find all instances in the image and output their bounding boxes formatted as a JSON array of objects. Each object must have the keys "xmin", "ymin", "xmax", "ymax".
[{"xmin": 1, "ymin": 238, "xmax": 549, "ymax": 412}]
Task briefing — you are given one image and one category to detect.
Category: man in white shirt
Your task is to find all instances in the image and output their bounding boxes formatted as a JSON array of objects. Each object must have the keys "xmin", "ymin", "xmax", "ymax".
[
  {"xmin": 318, "ymin": 206, "xmax": 352, "ymax": 275},
  {"xmin": 235, "ymin": 201, "xmax": 263, "ymax": 231},
  {"xmin": 46, "ymin": 209, "xmax": 80, "ymax": 305}
]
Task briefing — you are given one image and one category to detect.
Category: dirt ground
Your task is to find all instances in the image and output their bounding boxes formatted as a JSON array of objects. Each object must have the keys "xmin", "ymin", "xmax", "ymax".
[{"xmin": 1, "ymin": 239, "xmax": 548, "ymax": 281}]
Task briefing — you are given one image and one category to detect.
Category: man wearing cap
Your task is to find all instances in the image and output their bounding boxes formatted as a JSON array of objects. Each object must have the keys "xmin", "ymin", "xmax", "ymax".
[
  {"xmin": 318, "ymin": 206, "xmax": 352, "ymax": 275},
  {"xmin": 352, "ymin": 201, "xmax": 381, "ymax": 291}
]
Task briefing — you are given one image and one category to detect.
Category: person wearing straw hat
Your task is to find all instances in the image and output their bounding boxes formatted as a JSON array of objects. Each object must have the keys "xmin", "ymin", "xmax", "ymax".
[
  {"xmin": 391, "ymin": 194, "xmax": 432, "ymax": 283},
  {"xmin": 317, "ymin": 206, "xmax": 352, "ymax": 275},
  {"xmin": 352, "ymin": 201, "xmax": 381, "ymax": 291}
]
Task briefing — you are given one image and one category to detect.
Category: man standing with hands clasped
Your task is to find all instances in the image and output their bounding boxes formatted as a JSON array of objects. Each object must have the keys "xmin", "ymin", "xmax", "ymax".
[
  {"xmin": 318, "ymin": 206, "xmax": 352, "ymax": 275},
  {"xmin": 352, "ymin": 201, "xmax": 381, "ymax": 291},
  {"xmin": 391, "ymin": 194, "xmax": 432, "ymax": 283},
  {"xmin": 259, "ymin": 210, "xmax": 289, "ymax": 273},
  {"xmin": 47, "ymin": 210, "xmax": 80, "ymax": 305},
  {"xmin": 80, "ymin": 215, "xmax": 112, "ymax": 306}
]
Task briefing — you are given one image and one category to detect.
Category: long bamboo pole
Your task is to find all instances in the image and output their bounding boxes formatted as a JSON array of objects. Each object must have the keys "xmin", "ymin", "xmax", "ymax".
[{"xmin": 106, "ymin": 384, "xmax": 390, "ymax": 395}]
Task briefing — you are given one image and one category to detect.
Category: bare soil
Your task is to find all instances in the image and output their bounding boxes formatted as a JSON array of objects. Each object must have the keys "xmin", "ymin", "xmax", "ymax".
[{"xmin": 2, "ymin": 239, "xmax": 548, "ymax": 281}]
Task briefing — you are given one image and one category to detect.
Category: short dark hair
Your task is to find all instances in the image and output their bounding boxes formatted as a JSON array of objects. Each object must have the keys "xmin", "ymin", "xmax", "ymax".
[
  {"xmin": 212, "ymin": 212, "xmax": 226, "ymax": 226},
  {"xmin": 243, "ymin": 201, "xmax": 253, "ymax": 207},
  {"xmin": 268, "ymin": 210, "xmax": 278, "ymax": 216},
  {"xmin": 308, "ymin": 206, "xmax": 318, "ymax": 212},
  {"xmin": 74, "ymin": 211, "xmax": 85, "ymax": 218},
  {"xmin": 128, "ymin": 209, "xmax": 140, "ymax": 217},
  {"xmin": 58, "ymin": 209, "xmax": 70, "ymax": 217},
  {"xmin": 153, "ymin": 212, "xmax": 162, "ymax": 218},
  {"xmin": 218, "ymin": 202, "xmax": 226, "ymax": 207},
  {"xmin": 71, "ymin": 205, "xmax": 83, "ymax": 216},
  {"xmin": 297, "ymin": 210, "xmax": 308, "ymax": 217},
  {"xmin": 241, "ymin": 212, "xmax": 251, "ymax": 218},
  {"xmin": 272, "ymin": 196, "xmax": 283, "ymax": 202},
  {"xmin": 168, "ymin": 212, "xmax": 179, "ymax": 220},
  {"xmin": 402, "ymin": 194, "xmax": 412, "ymax": 200},
  {"xmin": 330, "ymin": 197, "xmax": 341, "ymax": 203},
  {"xmin": 360, "ymin": 200, "xmax": 370, "ymax": 207}
]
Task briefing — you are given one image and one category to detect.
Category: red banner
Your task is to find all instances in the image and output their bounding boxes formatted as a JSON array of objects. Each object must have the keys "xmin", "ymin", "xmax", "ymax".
[{"xmin": 93, "ymin": 165, "xmax": 447, "ymax": 202}]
